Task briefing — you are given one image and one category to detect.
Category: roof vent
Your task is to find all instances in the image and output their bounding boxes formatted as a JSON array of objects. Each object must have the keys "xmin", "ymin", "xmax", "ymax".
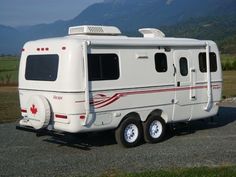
[
  {"xmin": 139, "ymin": 28, "xmax": 165, "ymax": 38},
  {"xmin": 68, "ymin": 25, "xmax": 122, "ymax": 36}
]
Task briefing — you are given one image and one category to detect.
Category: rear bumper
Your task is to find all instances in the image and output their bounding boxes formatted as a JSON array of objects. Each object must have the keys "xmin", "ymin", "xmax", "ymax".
[
  {"xmin": 16, "ymin": 124, "xmax": 66, "ymax": 138},
  {"xmin": 16, "ymin": 124, "xmax": 37, "ymax": 133},
  {"xmin": 15, "ymin": 124, "xmax": 51, "ymax": 137}
]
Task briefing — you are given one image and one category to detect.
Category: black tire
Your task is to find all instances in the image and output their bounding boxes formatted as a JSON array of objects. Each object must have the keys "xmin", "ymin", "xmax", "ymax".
[
  {"xmin": 115, "ymin": 116, "xmax": 143, "ymax": 148},
  {"xmin": 143, "ymin": 115, "xmax": 166, "ymax": 143}
]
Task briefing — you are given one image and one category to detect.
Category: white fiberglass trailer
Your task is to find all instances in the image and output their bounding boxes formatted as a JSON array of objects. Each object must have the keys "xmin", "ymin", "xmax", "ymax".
[{"xmin": 18, "ymin": 25, "xmax": 222, "ymax": 147}]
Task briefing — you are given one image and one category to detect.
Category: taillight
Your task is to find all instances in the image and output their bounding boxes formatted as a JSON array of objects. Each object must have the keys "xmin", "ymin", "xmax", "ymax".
[
  {"xmin": 21, "ymin": 109, "xmax": 27, "ymax": 113},
  {"xmin": 55, "ymin": 114, "xmax": 67, "ymax": 119},
  {"xmin": 80, "ymin": 115, "xmax": 85, "ymax": 120}
]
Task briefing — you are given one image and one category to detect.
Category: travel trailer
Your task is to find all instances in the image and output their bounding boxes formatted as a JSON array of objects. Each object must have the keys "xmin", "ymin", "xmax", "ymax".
[{"xmin": 17, "ymin": 25, "xmax": 222, "ymax": 147}]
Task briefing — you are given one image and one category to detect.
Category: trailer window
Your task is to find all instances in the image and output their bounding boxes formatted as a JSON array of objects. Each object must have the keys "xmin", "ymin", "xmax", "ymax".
[
  {"xmin": 199, "ymin": 52, "xmax": 217, "ymax": 72},
  {"xmin": 88, "ymin": 54, "xmax": 120, "ymax": 81},
  {"xmin": 179, "ymin": 57, "xmax": 188, "ymax": 76},
  {"xmin": 155, "ymin": 53, "xmax": 168, "ymax": 72},
  {"xmin": 25, "ymin": 54, "xmax": 59, "ymax": 81}
]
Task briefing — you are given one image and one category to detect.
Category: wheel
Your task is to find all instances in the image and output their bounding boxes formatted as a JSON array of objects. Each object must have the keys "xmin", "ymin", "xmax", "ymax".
[
  {"xmin": 143, "ymin": 115, "xmax": 166, "ymax": 143},
  {"xmin": 115, "ymin": 117, "xmax": 143, "ymax": 148}
]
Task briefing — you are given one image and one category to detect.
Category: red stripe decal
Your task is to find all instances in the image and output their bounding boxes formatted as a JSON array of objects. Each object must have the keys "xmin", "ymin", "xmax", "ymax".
[
  {"xmin": 75, "ymin": 84, "xmax": 221, "ymax": 109},
  {"xmin": 95, "ymin": 95, "xmax": 120, "ymax": 109}
]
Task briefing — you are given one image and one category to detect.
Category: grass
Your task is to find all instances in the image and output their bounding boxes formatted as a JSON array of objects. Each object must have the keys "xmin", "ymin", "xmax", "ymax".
[
  {"xmin": 0, "ymin": 87, "xmax": 20, "ymax": 124},
  {"xmin": 0, "ymin": 56, "xmax": 19, "ymax": 86},
  {"xmin": 221, "ymin": 54, "xmax": 236, "ymax": 63},
  {"xmin": 100, "ymin": 166, "xmax": 236, "ymax": 177},
  {"xmin": 222, "ymin": 70, "xmax": 236, "ymax": 98},
  {"xmin": 221, "ymin": 54, "xmax": 236, "ymax": 71}
]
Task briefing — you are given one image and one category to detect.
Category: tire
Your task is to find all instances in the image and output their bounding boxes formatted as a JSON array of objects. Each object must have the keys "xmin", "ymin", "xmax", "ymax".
[
  {"xmin": 115, "ymin": 117, "xmax": 143, "ymax": 148},
  {"xmin": 26, "ymin": 95, "xmax": 51, "ymax": 130},
  {"xmin": 143, "ymin": 115, "xmax": 166, "ymax": 143}
]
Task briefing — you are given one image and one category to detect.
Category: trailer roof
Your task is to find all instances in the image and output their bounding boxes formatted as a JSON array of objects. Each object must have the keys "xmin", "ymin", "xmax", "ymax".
[
  {"xmin": 67, "ymin": 34, "xmax": 208, "ymax": 47},
  {"xmin": 28, "ymin": 33, "xmax": 211, "ymax": 48}
]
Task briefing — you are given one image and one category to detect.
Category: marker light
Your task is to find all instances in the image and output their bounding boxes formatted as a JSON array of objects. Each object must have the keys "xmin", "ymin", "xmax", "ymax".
[{"xmin": 55, "ymin": 114, "xmax": 68, "ymax": 119}]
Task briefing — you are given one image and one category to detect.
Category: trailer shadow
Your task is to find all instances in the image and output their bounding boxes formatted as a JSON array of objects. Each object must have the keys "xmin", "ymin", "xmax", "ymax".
[
  {"xmin": 169, "ymin": 106, "xmax": 236, "ymax": 137},
  {"xmin": 43, "ymin": 130, "xmax": 117, "ymax": 150},
  {"xmin": 43, "ymin": 106, "xmax": 236, "ymax": 150}
]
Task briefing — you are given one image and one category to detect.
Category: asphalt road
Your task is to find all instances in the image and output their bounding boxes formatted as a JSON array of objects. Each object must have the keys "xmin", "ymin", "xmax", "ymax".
[{"xmin": 0, "ymin": 104, "xmax": 236, "ymax": 177}]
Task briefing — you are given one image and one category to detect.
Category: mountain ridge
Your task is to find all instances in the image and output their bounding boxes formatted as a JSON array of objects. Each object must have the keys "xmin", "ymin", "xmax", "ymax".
[{"xmin": 1, "ymin": 0, "xmax": 236, "ymax": 54}]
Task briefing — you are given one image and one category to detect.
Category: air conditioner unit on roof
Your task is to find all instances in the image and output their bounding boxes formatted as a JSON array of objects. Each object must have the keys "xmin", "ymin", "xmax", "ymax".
[
  {"xmin": 68, "ymin": 25, "xmax": 122, "ymax": 36},
  {"xmin": 139, "ymin": 28, "xmax": 165, "ymax": 38}
]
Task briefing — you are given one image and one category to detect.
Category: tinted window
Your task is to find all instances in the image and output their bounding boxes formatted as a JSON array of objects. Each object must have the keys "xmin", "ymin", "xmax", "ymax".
[
  {"xmin": 25, "ymin": 54, "xmax": 59, "ymax": 81},
  {"xmin": 179, "ymin": 57, "xmax": 188, "ymax": 76},
  {"xmin": 155, "ymin": 53, "xmax": 167, "ymax": 72},
  {"xmin": 88, "ymin": 54, "xmax": 120, "ymax": 81},
  {"xmin": 199, "ymin": 52, "xmax": 217, "ymax": 72}
]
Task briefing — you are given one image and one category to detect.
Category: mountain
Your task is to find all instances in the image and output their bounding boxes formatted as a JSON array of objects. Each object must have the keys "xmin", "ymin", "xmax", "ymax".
[
  {"xmin": 0, "ymin": 25, "xmax": 22, "ymax": 54},
  {"xmin": 71, "ymin": 0, "xmax": 236, "ymax": 31},
  {"xmin": 160, "ymin": 15, "xmax": 236, "ymax": 54},
  {"xmin": 1, "ymin": 0, "xmax": 236, "ymax": 54}
]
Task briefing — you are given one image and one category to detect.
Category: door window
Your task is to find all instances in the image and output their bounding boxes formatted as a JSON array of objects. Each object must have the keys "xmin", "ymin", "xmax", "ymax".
[
  {"xmin": 179, "ymin": 57, "xmax": 188, "ymax": 76},
  {"xmin": 155, "ymin": 53, "xmax": 168, "ymax": 72}
]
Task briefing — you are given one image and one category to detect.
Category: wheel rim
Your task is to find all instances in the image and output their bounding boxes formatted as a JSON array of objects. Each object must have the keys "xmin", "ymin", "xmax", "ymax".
[
  {"xmin": 149, "ymin": 120, "xmax": 162, "ymax": 139},
  {"xmin": 124, "ymin": 124, "xmax": 139, "ymax": 143}
]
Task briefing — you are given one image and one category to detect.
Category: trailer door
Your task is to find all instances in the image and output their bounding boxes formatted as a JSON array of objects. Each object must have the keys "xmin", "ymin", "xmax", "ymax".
[{"xmin": 172, "ymin": 50, "xmax": 194, "ymax": 122}]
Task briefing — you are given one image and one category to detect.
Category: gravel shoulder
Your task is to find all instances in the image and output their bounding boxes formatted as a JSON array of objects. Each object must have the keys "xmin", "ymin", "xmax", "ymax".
[{"xmin": 0, "ymin": 104, "xmax": 236, "ymax": 176}]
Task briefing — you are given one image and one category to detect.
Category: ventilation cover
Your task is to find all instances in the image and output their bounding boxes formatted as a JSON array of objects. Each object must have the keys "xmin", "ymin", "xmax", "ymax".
[
  {"xmin": 68, "ymin": 25, "xmax": 122, "ymax": 36},
  {"xmin": 139, "ymin": 28, "xmax": 165, "ymax": 38}
]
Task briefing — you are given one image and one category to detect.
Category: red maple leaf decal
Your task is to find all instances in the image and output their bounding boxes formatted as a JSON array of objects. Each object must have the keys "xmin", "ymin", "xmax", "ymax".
[{"xmin": 30, "ymin": 104, "xmax": 37, "ymax": 115}]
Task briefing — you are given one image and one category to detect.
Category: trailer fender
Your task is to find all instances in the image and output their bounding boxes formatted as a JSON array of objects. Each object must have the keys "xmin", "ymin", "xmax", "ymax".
[
  {"xmin": 117, "ymin": 112, "xmax": 141, "ymax": 128},
  {"xmin": 147, "ymin": 109, "xmax": 168, "ymax": 123}
]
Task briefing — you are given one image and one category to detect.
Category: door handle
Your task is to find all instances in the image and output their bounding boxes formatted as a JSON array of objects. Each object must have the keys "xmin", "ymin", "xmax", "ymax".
[
  {"xmin": 173, "ymin": 64, "xmax": 176, "ymax": 76},
  {"xmin": 177, "ymin": 81, "xmax": 180, "ymax": 87}
]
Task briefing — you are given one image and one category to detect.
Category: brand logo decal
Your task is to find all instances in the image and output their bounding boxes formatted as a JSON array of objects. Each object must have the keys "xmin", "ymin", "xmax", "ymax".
[{"xmin": 30, "ymin": 104, "xmax": 38, "ymax": 115}]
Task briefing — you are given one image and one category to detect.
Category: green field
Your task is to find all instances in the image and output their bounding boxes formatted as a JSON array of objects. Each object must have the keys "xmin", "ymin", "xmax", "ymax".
[
  {"xmin": 0, "ymin": 87, "xmax": 20, "ymax": 124},
  {"xmin": 223, "ymin": 70, "xmax": 236, "ymax": 98},
  {"xmin": 221, "ymin": 54, "xmax": 236, "ymax": 71},
  {"xmin": 221, "ymin": 54, "xmax": 236, "ymax": 63},
  {"xmin": 0, "ymin": 56, "xmax": 19, "ymax": 86}
]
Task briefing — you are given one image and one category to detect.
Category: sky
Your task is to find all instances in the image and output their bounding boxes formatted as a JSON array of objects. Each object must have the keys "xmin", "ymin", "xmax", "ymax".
[{"xmin": 0, "ymin": 0, "xmax": 103, "ymax": 27}]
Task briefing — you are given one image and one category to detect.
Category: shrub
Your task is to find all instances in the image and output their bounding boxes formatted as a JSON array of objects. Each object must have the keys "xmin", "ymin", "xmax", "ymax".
[
  {"xmin": 222, "ymin": 61, "xmax": 232, "ymax": 70},
  {"xmin": 232, "ymin": 60, "xmax": 236, "ymax": 70}
]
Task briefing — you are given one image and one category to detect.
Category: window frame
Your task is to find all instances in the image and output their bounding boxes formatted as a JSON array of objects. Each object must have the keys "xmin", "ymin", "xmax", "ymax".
[
  {"xmin": 88, "ymin": 53, "xmax": 120, "ymax": 81},
  {"xmin": 25, "ymin": 54, "xmax": 59, "ymax": 81},
  {"xmin": 179, "ymin": 57, "xmax": 188, "ymax": 76},
  {"xmin": 154, "ymin": 53, "xmax": 168, "ymax": 73},
  {"xmin": 199, "ymin": 52, "xmax": 217, "ymax": 73}
]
